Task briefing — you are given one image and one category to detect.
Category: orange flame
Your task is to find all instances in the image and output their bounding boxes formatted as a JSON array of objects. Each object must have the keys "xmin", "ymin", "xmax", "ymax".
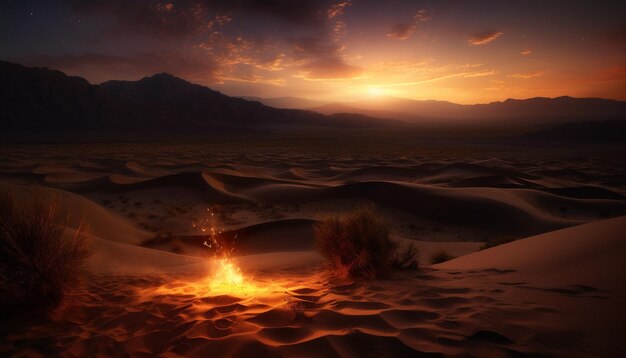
[
  {"xmin": 210, "ymin": 257, "xmax": 244, "ymax": 288},
  {"xmin": 145, "ymin": 206, "xmax": 289, "ymax": 297}
]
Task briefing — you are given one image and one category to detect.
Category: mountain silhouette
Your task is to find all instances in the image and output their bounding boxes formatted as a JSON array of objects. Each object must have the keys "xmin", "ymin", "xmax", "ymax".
[
  {"xmin": 2, "ymin": 60, "xmax": 625, "ymax": 140},
  {"xmin": 0, "ymin": 61, "xmax": 392, "ymax": 138},
  {"xmin": 258, "ymin": 95, "xmax": 626, "ymax": 126}
]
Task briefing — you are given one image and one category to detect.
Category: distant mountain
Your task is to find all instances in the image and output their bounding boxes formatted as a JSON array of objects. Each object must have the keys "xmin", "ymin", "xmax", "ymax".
[
  {"xmin": 253, "ymin": 95, "xmax": 626, "ymax": 127},
  {"xmin": 0, "ymin": 61, "xmax": 393, "ymax": 138},
  {"xmin": 241, "ymin": 96, "xmax": 329, "ymax": 109},
  {"xmin": 349, "ymin": 96, "xmax": 626, "ymax": 124},
  {"xmin": 307, "ymin": 103, "xmax": 409, "ymax": 121}
]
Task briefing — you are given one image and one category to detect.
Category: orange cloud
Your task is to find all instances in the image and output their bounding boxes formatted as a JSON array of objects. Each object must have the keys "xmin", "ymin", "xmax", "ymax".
[
  {"xmin": 327, "ymin": 1, "xmax": 351, "ymax": 19},
  {"xmin": 299, "ymin": 57, "xmax": 362, "ymax": 80},
  {"xmin": 387, "ymin": 10, "xmax": 431, "ymax": 40},
  {"xmin": 414, "ymin": 9, "xmax": 431, "ymax": 22},
  {"xmin": 468, "ymin": 30, "xmax": 503, "ymax": 45},
  {"xmin": 511, "ymin": 71, "xmax": 543, "ymax": 79},
  {"xmin": 521, "ymin": 48, "xmax": 533, "ymax": 55},
  {"xmin": 387, "ymin": 23, "xmax": 416, "ymax": 40}
]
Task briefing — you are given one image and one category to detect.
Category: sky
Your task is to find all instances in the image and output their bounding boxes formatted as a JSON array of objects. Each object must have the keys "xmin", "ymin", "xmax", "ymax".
[{"xmin": 1, "ymin": 0, "xmax": 625, "ymax": 104}]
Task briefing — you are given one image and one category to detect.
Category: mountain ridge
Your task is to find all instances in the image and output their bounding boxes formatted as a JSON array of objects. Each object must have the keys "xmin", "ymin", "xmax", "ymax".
[
  {"xmin": 0, "ymin": 61, "xmax": 392, "ymax": 137},
  {"xmin": 2, "ymin": 60, "xmax": 625, "ymax": 141},
  {"xmin": 254, "ymin": 94, "xmax": 626, "ymax": 124}
]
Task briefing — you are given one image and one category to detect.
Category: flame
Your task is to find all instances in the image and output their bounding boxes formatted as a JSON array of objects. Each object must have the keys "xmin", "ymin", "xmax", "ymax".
[
  {"xmin": 203, "ymin": 257, "xmax": 276, "ymax": 296},
  {"xmin": 210, "ymin": 257, "xmax": 244, "ymax": 288},
  {"xmin": 148, "ymin": 205, "xmax": 282, "ymax": 298},
  {"xmin": 149, "ymin": 257, "xmax": 274, "ymax": 298}
]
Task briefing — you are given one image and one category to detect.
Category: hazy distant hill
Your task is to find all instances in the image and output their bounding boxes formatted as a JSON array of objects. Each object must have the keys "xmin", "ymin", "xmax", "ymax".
[
  {"xmin": 253, "ymin": 95, "xmax": 626, "ymax": 126},
  {"xmin": 242, "ymin": 96, "xmax": 328, "ymax": 110},
  {"xmin": 306, "ymin": 103, "xmax": 411, "ymax": 121},
  {"xmin": 0, "ymin": 61, "xmax": 392, "ymax": 138}
]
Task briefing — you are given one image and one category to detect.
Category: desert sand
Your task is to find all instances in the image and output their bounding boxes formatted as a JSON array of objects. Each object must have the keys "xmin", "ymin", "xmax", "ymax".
[{"xmin": 1, "ymin": 141, "xmax": 625, "ymax": 357}]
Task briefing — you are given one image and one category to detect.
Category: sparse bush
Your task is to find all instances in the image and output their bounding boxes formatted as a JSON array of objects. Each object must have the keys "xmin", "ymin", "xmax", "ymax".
[
  {"xmin": 392, "ymin": 242, "xmax": 419, "ymax": 270},
  {"xmin": 430, "ymin": 249, "xmax": 454, "ymax": 264},
  {"xmin": 0, "ymin": 194, "xmax": 89, "ymax": 317},
  {"xmin": 315, "ymin": 206, "xmax": 418, "ymax": 279}
]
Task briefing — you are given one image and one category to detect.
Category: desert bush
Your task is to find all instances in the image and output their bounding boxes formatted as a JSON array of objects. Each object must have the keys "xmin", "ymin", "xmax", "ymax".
[
  {"xmin": 315, "ymin": 206, "xmax": 418, "ymax": 279},
  {"xmin": 430, "ymin": 249, "xmax": 454, "ymax": 264},
  {"xmin": 391, "ymin": 242, "xmax": 419, "ymax": 270},
  {"xmin": 0, "ymin": 193, "xmax": 89, "ymax": 317}
]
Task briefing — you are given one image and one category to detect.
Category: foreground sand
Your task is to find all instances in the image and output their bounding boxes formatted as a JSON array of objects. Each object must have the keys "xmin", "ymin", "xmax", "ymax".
[
  {"xmin": 1, "ymin": 185, "xmax": 624, "ymax": 356},
  {"xmin": 1, "ymin": 141, "xmax": 625, "ymax": 356}
]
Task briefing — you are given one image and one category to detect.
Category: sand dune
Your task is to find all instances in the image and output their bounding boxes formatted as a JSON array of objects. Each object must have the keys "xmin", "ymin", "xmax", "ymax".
[
  {"xmin": 1, "ymin": 142, "xmax": 625, "ymax": 356},
  {"xmin": 2, "ymin": 145, "xmax": 625, "ymax": 246},
  {"xmin": 435, "ymin": 216, "xmax": 626, "ymax": 356},
  {"xmin": 243, "ymin": 180, "xmax": 623, "ymax": 238},
  {"xmin": 3, "ymin": 184, "xmax": 151, "ymax": 245},
  {"xmin": 88, "ymin": 233, "xmax": 208, "ymax": 275},
  {"xmin": 437, "ymin": 215, "xmax": 626, "ymax": 292}
]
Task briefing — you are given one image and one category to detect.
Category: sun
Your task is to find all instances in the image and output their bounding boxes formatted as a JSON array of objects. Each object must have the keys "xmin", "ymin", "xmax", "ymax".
[{"xmin": 367, "ymin": 87, "xmax": 384, "ymax": 96}]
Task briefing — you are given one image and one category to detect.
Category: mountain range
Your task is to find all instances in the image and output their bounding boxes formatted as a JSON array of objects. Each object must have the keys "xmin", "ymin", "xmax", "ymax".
[
  {"xmin": 1, "ymin": 60, "xmax": 625, "ymax": 141},
  {"xmin": 249, "ymin": 95, "xmax": 626, "ymax": 126},
  {"xmin": 0, "ymin": 61, "xmax": 387, "ymax": 138}
]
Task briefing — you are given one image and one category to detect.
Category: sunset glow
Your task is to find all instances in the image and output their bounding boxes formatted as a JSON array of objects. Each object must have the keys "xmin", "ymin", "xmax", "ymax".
[
  {"xmin": 1, "ymin": 1, "xmax": 624, "ymax": 104},
  {"xmin": 367, "ymin": 87, "xmax": 384, "ymax": 96}
]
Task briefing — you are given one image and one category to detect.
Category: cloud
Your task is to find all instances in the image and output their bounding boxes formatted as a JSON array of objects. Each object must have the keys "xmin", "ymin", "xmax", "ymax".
[
  {"xmin": 333, "ymin": 20, "xmax": 348, "ymax": 40},
  {"xmin": 521, "ymin": 48, "xmax": 533, "ymax": 55},
  {"xmin": 510, "ymin": 71, "xmax": 543, "ymax": 79},
  {"xmin": 218, "ymin": 63, "xmax": 286, "ymax": 85},
  {"xmin": 195, "ymin": 32, "xmax": 290, "ymax": 85},
  {"xmin": 289, "ymin": 35, "xmax": 361, "ymax": 79},
  {"xmin": 387, "ymin": 10, "xmax": 431, "ymax": 40},
  {"xmin": 467, "ymin": 30, "xmax": 503, "ymax": 45},
  {"xmin": 62, "ymin": 0, "xmax": 360, "ymax": 82},
  {"xmin": 414, "ymin": 9, "xmax": 431, "ymax": 22},
  {"xmin": 387, "ymin": 23, "xmax": 416, "ymax": 40},
  {"xmin": 364, "ymin": 61, "xmax": 495, "ymax": 88},
  {"xmin": 327, "ymin": 1, "xmax": 351, "ymax": 19},
  {"xmin": 299, "ymin": 56, "xmax": 362, "ymax": 80},
  {"xmin": 67, "ymin": 0, "xmax": 214, "ymax": 38},
  {"xmin": 67, "ymin": 1, "xmax": 342, "ymax": 38}
]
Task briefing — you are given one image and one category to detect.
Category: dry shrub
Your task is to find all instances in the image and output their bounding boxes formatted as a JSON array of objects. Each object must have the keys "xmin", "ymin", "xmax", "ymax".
[
  {"xmin": 430, "ymin": 248, "xmax": 454, "ymax": 264},
  {"xmin": 0, "ymin": 193, "xmax": 89, "ymax": 317},
  {"xmin": 392, "ymin": 242, "xmax": 419, "ymax": 270},
  {"xmin": 315, "ymin": 206, "xmax": 418, "ymax": 279}
]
